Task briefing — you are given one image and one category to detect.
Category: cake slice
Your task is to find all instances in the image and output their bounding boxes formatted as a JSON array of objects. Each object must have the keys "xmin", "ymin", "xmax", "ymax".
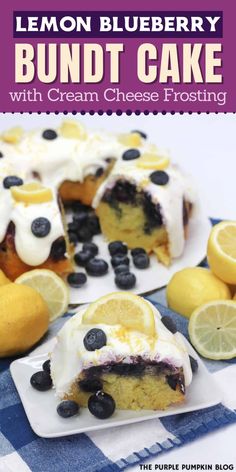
[{"xmin": 50, "ymin": 293, "xmax": 192, "ymax": 413}]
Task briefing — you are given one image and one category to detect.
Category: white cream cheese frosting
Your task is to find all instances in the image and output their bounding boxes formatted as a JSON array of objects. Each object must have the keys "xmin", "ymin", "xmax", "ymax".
[
  {"xmin": 0, "ymin": 121, "xmax": 196, "ymax": 265},
  {"xmin": 50, "ymin": 304, "xmax": 192, "ymax": 398}
]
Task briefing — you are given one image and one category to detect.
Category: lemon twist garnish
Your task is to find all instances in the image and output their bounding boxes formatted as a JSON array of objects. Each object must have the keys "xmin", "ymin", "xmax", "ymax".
[
  {"xmin": 118, "ymin": 132, "xmax": 142, "ymax": 147},
  {"xmin": 137, "ymin": 153, "xmax": 170, "ymax": 170},
  {"xmin": 11, "ymin": 182, "xmax": 53, "ymax": 204},
  {"xmin": 59, "ymin": 120, "xmax": 87, "ymax": 140}
]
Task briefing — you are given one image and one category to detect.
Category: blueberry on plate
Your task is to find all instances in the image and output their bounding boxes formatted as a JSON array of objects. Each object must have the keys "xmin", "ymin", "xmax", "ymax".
[
  {"xmin": 73, "ymin": 211, "xmax": 88, "ymax": 225},
  {"xmin": 3, "ymin": 175, "xmax": 23, "ymax": 189},
  {"xmin": 114, "ymin": 264, "xmax": 130, "ymax": 275},
  {"xmin": 42, "ymin": 129, "xmax": 58, "ymax": 140},
  {"xmin": 189, "ymin": 355, "xmax": 199, "ymax": 373},
  {"xmin": 68, "ymin": 231, "xmax": 78, "ymax": 244},
  {"xmin": 88, "ymin": 391, "xmax": 116, "ymax": 419},
  {"xmin": 115, "ymin": 272, "xmax": 136, "ymax": 289},
  {"xmin": 83, "ymin": 328, "xmax": 107, "ymax": 351},
  {"xmin": 108, "ymin": 241, "xmax": 128, "ymax": 256},
  {"xmin": 74, "ymin": 250, "xmax": 93, "ymax": 267},
  {"xmin": 131, "ymin": 247, "xmax": 146, "ymax": 257},
  {"xmin": 122, "ymin": 148, "xmax": 141, "ymax": 161},
  {"xmin": 161, "ymin": 316, "xmax": 177, "ymax": 334},
  {"xmin": 87, "ymin": 215, "xmax": 101, "ymax": 235},
  {"xmin": 131, "ymin": 130, "xmax": 147, "ymax": 139},
  {"xmin": 150, "ymin": 170, "xmax": 169, "ymax": 186},
  {"xmin": 82, "ymin": 242, "xmax": 98, "ymax": 256},
  {"xmin": 133, "ymin": 253, "xmax": 150, "ymax": 269},
  {"xmin": 31, "ymin": 217, "xmax": 51, "ymax": 238},
  {"xmin": 42, "ymin": 359, "xmax": 51, "ymax": 375},
  {"xmin": 86, "ymin": 258, "xmax": 108, "ymax": 276},
  {"xmin": 111, "ymin": 254, "xmax": 130, "ymax": 268},
  {"xmin": 67, "ymin": 272, "xmax": 87, "ymax": 288},
  {"xmin": 30, "ymin": 371, "xmax": 52, "ymax": 391},
  {"xmin": 79, "ymin": 378, "xmax": 103, "ymax": 393},
  {"xmin": 57, "ymin": 400, "xmax": 79, "ymax": 418},
  {"xmin": 50, "ymin": 238, "xmax": 66, "ymax": 260},
  {"xmin": 77, "ymin": 226, "xmax": 93, "ymax": 242}
]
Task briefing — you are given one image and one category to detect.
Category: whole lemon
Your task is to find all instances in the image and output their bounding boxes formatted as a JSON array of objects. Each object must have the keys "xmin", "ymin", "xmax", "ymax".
[
  {"xmin": 0, "ymin": 269, "xmax": 11, "ymax": 286},
  {"xmin": 0, "ymin": 284, "xmax": 49, "ymax": 357},
  {"xmin": 166, "ymin": 267, "xmax": 231, "ymax": 318}
]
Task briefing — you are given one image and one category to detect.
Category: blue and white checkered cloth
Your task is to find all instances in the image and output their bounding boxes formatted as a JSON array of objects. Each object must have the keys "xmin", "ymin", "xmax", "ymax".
[{"xmin": 1, "ymin": 219, "xmax": 236, "ymax": 472}]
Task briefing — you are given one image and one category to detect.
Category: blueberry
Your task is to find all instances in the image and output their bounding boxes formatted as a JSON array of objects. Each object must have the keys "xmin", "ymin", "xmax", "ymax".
[
  {"xmin": 31, "ymin": 217, "xmax": 51, "ymax": 238},
  {"xmin": 111, "ymin": 363, "xmax": 145, "ymax": 376},
  {"xmin": 82, "ymin": 242, "xmax": 98, "ymax": 256},
  {"xmin": 166, "ymin": 375, "xmax": 178, "ymax": 391},
  {"xmin": 57, "ymin": 400, "xmax": 79, "ymax": 418},
  {"xmin": 67, "ymin": 272, "xmax": 87, "ymax": 288},
  {"xmin": 0, "ymin": 151, "xmax": 3, "ymax": 158},
  {"xmin": 115, "ymin": 272, "xmax": 136, "ymax": 289},
  {"xmin": 122, "ymin": 149, "xmax": 141, "ymax": 161},
  {"xmin": 111, "ymin": 255, "xmax": 130, "ymax": 268},
  {"xmin": 87, "ymin": 215, "xmax": 101, "ymax": 235},
  {"xmin": 113, "ymin": 181, "xmax": 137, "ymax": 203},
  {"xmin": 30, "ymin": 371, "xmax": 52, "ymax": 391},
  {"xmin": 42, "ymin": 129, "xmax": 57, "ymax": 140},
  {"xmin": 68, "ymin": 231, "xmax": 78, "ymax": 244},
  {"xmin": 131, "ymin": 130, "xmax": 147, "ymax": 139},
  {"xmin": 42, "ymin": 359, "xmax": 51, "ymax": 375},
  {"xmin": 133, "ymin": 253, "xmax": 150, "ymax": 269},
  {"xmin": 3, "ymin": 176, "xmax": 23, "ymax": 189},
  {"xmin": 86, "ymin": 258, "xmax": 108, "ymax": 276},
  {"xmin": 77, "ymin": 227, "xmax": 93, "ymax": 242},
  {"xmin": 114, "ymin": 264, "xmax": 130, "ymax": 275},
  {"xmin": 50, "ymin": 237, "xmax": 66, "ymax": 260},
  {"xmin": 73, "ymin": 212, "xmax": 88, "ymax": 225},
  {"xmin": 74, "ymin": 250, "xmax": 93, "ymax": 267},
  {"xmin": 131, "ymin": 247, "xmax": 146, "ymax": 257},
  {"xmin": 150, "ymin": 171, "xmax": 169, "ymax": 186},
  {"xmin": 72, "ymin": 202, "xmax": 90, "ymax": 213},
  {"xmin": 79, "ymin": 378, "xmax": 103, "ymax": 393},
  {"xmin": 108, "ymin": 241, "xmax": 128, "ymax": 256},
  {"xmin": 161, "ymin": 316, "xmax": 177, "ymax": 334},
  {"xmin": 83, "ymin": 328, "xmax": 107, "ymax": 351},
  {"xmin": 189, "ymin": 355, "xmax": 198, "ymax": 374},
  {"xmin": 88, "ymin": 391, "xmax": 116, "ymax": 419},
  {"xmin": 95, "ymin": 167, "xmax": 104, "ymax": 178},
  {"xmin": 68, "ymin": 221, "xmax": 79, "ymax": 233}
]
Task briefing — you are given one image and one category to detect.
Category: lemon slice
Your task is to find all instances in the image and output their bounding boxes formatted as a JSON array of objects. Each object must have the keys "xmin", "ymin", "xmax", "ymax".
[
  {"xmin": 11, "ymin": 182, "xmax": 53, "ymax": 204},
  {"xmin": 137, "ymin": 153, "xmax": 170, "ymax": 170},
  {"xmin": 188, "ymin": 300, "xmax": 236, "ymax": 360},
  {"xmin": 59, "ymin": 120, "xmax": 87, "ymax": 139},
  {"xmin": 16, "ymin": 269, "xmax": 69, "ymax": 322},
  {"xmin": 1, "ymin": 126, "xmax": 23, "ymax": 144},
  {"xmin": 207, "ymin": 221, "xmax": 236, "ymax": 284},
  {"xmin": 83, "ymin": 292, "xmax": 155, "ymax": 336},
  {"xmin": 118, "ymin": 132, "xmax": 142, "ymax": 147}
]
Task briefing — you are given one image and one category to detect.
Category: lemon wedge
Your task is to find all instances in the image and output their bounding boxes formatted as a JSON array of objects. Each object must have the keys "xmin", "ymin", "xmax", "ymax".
[
  {"xmin": 137, "ymin": 153, "xmax": 170, "ymax": 170},
  {"xmin": 189, "ymin": 300, "xmax": 236, "ymax": 360},
  {"xmin": 11, "ymin": 182, "xmax": 53, "ymax": 204},
  {"xmin": 16, "ymin": 269, "xmax": 69, "ymax": 322},
  {"xmin": 83, "ymin": 292, "xmax": 155, "ymax": 336},
  {"xmin": 207, "ymin": 221, "xmax": 236, "ymax": 284}
]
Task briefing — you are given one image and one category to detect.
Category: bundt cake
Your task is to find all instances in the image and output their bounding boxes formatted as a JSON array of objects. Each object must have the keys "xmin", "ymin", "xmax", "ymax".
[{"xmin": 0, "ymin": 120, "xmax": 196, "ymax": 280}]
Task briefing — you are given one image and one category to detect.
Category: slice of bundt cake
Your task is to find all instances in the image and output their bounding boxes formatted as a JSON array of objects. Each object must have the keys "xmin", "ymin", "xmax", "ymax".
[{"xmin": 50, "ymin": 293, "xmax": 193, "ymax": 412}]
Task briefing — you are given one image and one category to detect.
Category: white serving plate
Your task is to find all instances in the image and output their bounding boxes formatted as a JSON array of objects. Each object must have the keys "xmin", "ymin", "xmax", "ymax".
[
  {"xmin": 69, "ymin": 210, "xmax": 211, "ymax": 304},
  {"xmin": 10, "ymin": 335, "xmax": 222, "ymax": 439}
]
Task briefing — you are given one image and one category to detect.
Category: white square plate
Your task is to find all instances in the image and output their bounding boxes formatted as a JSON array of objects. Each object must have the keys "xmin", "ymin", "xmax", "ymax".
[{"xmin": 10, "ymin": 336, "xmax": 222, "ymax": 438}]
